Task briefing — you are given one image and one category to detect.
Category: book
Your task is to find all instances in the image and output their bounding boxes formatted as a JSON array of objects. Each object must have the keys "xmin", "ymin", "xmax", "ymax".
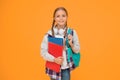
[{"xmin": 45, "ymin": 34, "xmax": 63, "ymax": 73}]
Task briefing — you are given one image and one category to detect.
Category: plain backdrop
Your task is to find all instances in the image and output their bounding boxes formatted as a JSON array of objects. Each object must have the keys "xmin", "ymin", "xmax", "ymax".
[{"xmin": 0, "ymin": 0, "xmax": 120, "ymax": 80}]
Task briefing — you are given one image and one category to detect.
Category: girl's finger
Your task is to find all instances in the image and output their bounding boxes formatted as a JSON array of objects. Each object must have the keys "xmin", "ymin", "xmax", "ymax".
[{"xmin": 58, "ymin": 56, "xmax": 63, "ymax": 59}]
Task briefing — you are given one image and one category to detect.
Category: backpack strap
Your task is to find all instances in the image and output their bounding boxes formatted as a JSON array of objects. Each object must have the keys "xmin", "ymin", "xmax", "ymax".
[
  {"xmin": 67, "ymin": 28, "xmax": 73, "ymax": 35},
  {"xmin": 66, "ymin": 28, "xmax": 74, "ymax": 48},
  {"xmin": 66, "ymin": 28, "xmax": 74, "ymax": 62}
]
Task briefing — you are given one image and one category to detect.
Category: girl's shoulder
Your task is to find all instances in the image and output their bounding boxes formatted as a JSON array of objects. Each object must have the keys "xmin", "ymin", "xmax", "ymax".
[
  {"xmin": 44, "ymin": 29, "xmax": 52, "ymax": 36},
  {"xmin": 42, "ymin": 29, "xmax": 52, "ymax": 40},
  {"xmin": 47, "ymin": 29, "xmax": 52, "ymax": 35},
  {"xmin": 67, "ymin": 27, "xmax": 79, "ymax": 37},
  {"xmin": 67, "ymin": 27, "xmax": 76, "ymax": 33}
]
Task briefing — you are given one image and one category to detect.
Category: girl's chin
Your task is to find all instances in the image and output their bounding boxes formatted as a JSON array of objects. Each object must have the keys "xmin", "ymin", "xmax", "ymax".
[{"xmin": 58, "ymin": 23, "xmax": 66, "ymax": 26}]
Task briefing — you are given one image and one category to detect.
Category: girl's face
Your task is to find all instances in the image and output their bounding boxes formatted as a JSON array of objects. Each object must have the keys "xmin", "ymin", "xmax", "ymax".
[{"xmin": 54, "ymin": 9, "xmax": 67, "ymax": 27}]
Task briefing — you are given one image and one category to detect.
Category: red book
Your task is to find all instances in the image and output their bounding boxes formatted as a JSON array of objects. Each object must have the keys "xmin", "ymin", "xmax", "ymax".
[{"xmin": 46, "ymin": 35, "xmax": 63, "ymax": 73}]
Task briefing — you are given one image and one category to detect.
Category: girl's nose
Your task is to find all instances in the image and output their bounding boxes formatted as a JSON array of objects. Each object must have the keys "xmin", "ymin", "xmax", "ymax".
[{"xmin": 60, "ymin": 16, "xmax": 63, "ymax": 19}]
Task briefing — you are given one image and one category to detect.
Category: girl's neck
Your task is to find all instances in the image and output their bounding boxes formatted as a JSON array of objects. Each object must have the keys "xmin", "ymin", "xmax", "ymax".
[{"xmin": 56, "ymin": 24, "xmax": 65, "ymax": 30}]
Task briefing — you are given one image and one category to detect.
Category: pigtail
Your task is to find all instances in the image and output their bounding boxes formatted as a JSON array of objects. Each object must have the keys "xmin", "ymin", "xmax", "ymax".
[
  {"xmin": 51, "ymin": 19, "xmax": 55, "ymax": 37},
  {"xmin": 64, "ymin": 21, "xmax": 68, "ymax": 38}
]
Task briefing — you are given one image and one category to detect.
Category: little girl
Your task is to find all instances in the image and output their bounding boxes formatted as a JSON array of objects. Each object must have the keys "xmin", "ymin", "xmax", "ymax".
[{"xmin": 41, "ymin": 7, "xmax": 80, "ymax": 80}]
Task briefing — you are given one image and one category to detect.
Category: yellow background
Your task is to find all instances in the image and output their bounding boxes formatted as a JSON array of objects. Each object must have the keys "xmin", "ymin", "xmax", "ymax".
[{"xmin": 0, "ymin": 0, "xmax": 120, "ymax": 80}]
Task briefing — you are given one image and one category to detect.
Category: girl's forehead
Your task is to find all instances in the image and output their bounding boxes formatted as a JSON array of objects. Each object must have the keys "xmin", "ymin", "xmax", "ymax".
[{"xmin": 55, "ymin": 9, "xmax": 66, "ymax": 15}]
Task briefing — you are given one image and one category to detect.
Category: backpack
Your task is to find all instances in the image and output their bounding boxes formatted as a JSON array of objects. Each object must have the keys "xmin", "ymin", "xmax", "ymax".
[{"xmin": 66, "ymin": 28, "xmax": 81, "ymax": 67}]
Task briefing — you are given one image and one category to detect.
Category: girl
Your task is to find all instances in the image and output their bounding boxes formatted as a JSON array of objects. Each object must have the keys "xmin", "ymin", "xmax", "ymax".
[{"xmin": 41, "ymin": 7, "xmax": 80, "ymax": 80}]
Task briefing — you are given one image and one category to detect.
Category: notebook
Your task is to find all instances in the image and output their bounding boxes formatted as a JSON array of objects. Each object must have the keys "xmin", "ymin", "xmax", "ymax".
[{"xmin": 46, "ymin": 34, "xmax": 63, "ymax": 73}]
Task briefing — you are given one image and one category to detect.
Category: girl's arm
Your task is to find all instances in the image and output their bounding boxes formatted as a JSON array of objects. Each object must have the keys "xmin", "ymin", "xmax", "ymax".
[
  {"xmin": 69, "ymin": 29, "xmax": 80, "ymax": 53},
  {"xmin": 40, "ymin": 34, "xmax": 55, "ymax": 62}
]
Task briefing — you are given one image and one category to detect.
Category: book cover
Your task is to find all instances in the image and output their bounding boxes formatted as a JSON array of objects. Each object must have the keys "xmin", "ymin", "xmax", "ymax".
[{"xmin": 46, "ymin": 35, "xmax": 63, "ymax": 72}]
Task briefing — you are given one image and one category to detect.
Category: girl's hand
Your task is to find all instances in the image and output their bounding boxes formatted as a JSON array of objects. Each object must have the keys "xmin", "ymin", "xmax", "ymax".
[
  {"xmin": 68, "ymin": 34, "xmax": 73, "ymax": 46},
  {"xmin": 54, "ymin": 57, "xmax": 64, "ymax": 65}
]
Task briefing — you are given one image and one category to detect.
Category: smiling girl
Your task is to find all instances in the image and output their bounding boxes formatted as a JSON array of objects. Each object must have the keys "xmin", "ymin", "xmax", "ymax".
[{"xmin": 41, "ymin": 7, "xmax": 80, "ymax": 80}]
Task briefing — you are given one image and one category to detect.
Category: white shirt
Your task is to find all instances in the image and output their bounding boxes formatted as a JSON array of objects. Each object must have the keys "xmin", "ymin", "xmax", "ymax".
[{"xmin": 40, "ymin": 27, "xmax": 80, "ymax": 69}]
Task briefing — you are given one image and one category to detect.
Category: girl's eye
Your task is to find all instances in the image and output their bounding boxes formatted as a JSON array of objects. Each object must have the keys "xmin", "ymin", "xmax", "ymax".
[
  {"xmin": 56, "ymin": 14, "xmax": 66, "ymax": 18},
  {"xmin": 62, "ymin": 15, "xmax": 66, "ymax": 17},
  {"xmin": 56, "ymin": 15, "xmax": 60, "ymax": 17}
]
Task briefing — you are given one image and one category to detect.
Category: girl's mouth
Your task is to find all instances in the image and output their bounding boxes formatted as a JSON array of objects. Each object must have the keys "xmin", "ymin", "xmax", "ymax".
[{"xmin": 59, "ymin": 21, "xmax": 64, "ymax": 23}]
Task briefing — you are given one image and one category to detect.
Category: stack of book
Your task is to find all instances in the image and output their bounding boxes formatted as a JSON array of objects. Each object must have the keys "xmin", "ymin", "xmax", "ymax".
[{"xmin": 45, "ymin": 35, "xmax": 63, "ymax": 72}]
